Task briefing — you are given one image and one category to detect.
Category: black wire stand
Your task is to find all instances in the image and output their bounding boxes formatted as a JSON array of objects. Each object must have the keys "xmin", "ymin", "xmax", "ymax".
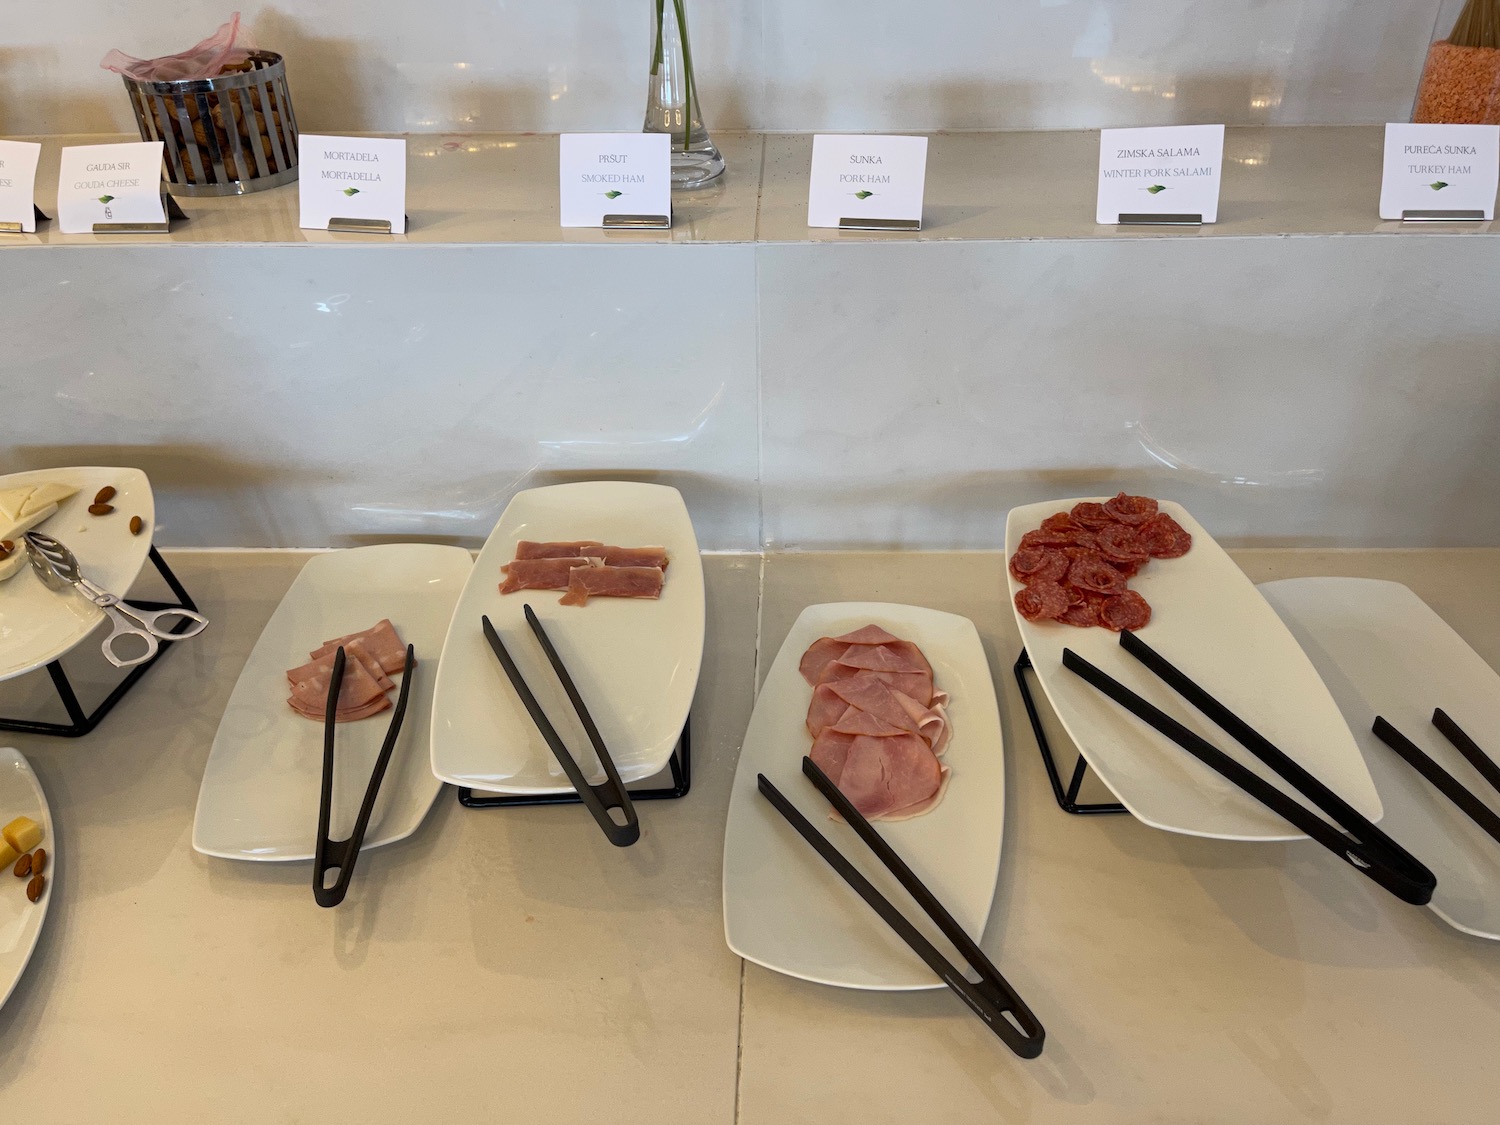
[
  {"xmin": 0, "ymin": 546, "xmax": 200, "ymax": 739},
  {"xmin": 457, "ymin": 718, "xmax": 692, "ymax": 808},
  {"xmin": 1014, "ymin": 647, "xmax": 1126, "ymax": 816}
]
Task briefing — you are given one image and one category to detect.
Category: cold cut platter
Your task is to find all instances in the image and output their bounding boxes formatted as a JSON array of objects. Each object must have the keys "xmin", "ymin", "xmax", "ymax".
[
  {"xmin": 429, "ymin": 482, "xmax": 704, "ymax": 795},
  {"xmin": 1006, "ymin": 497, "xmax": 1381, "ymax": 840},
  {"xmin": 194, "ymin": 544, "xmax": 470, "ymax": 861},
  {"xmin": 1262, "ymin": 578, "xmax": 1500, "ymax": 938},
  {"xmin": 723, "ymin": 602, "xmax": 1005, "ymax": 990},
  {"xmin": 0, "ymin": 467, "xmax": 154, "ymax": 682}
]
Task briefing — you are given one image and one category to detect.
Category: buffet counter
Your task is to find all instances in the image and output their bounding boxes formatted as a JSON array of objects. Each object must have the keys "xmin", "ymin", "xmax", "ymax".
[{"xmin": 1, "ymin": 547, "xmax": 1497, "ymax": 1124}]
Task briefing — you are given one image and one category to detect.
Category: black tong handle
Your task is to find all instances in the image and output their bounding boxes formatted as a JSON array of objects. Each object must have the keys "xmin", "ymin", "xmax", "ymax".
[
  {"xmin": 1373, "ymin": 711, "xmax": 1500, "ymax": 847},
  {"xmin": 1062, "ymin": 632, "xmax": 1435, "ymax": 906},
  {"xmin": 313, "ymin": 644, "xmax": 416, "ymax": 908},
  {"xmin": 758, "ymin": 759, "xmax": 1045, "ymax": 1059},
  {"xmin": 481, "ymin": 610, "xmax": 640, "ymax": 847}
]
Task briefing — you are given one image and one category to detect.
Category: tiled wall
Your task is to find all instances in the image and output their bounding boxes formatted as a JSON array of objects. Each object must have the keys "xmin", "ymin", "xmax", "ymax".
[
  {"xmin": 7, "ymin": 232, "xmax": 1500, "ymax": 551},
  {"xmin": 4, "ymin": 0, "xmax": 1442, "ymax": 136}
]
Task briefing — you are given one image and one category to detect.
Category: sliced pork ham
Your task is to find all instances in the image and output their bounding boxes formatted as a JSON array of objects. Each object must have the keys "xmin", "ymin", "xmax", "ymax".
[
  {"xmin": 800, "ymin": 624, "xmax": 951, "ymax": 822},
  {"xmin": 499, "ymin": 556, "xmax": 599, "ymax": 594}
]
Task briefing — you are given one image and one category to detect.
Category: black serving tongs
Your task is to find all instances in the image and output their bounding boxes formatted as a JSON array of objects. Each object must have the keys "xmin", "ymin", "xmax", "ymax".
[
  {"xmin": 313, "ymin": 644, "xmax": 417, "ymax": 908},
  {"xmin": 1063, "ymin": 631, "xmax": 1436, "ymax": 906},
  {"xmin": 1373, "ymin": 709, "xmax": 1500, "ymax": 847},
  {"xmin": 758, "ymin": 759, "xmax": 1045, "ymax": 1059},
  {"xmin": 481, "ymin": 607, "xmax": 640, "ymax": 847}
]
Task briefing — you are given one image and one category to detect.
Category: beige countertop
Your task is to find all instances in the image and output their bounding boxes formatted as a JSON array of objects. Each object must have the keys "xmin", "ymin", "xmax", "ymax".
[{"xmin": 1, "ymin": 547, "xmax": 1498, "ymax": 1124}]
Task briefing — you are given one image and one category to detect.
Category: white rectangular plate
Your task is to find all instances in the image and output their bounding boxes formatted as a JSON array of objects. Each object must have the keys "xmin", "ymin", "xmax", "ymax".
[
  {"xmin": 1261, "ymin": 578, "xmax": 1500, "ymax": 939},
  {"xmin": 193, "ymin": 544, "xmax": 470, "ymax": 861},
  {"xmin": 723, "ymin": 602, "xmax": 1004, "ymax": 991},
  {"xmin": 0, "ymin": 747, "xmax": 53, "ymax": 1012},
  {"xmin": 0, "ymin": 467, "xmax": 154, "ymax": 682},
  {"xmin": 429, "ymin": 482, "xmax": 705, "ymax": 794},
  {"xmin": 1006, "ymin": 498, "xmax": 1380, "ymax": 840}
]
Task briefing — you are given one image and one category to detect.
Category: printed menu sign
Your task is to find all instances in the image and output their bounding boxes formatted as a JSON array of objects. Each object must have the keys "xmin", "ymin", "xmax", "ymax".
[
  {"xmin": 298, "ymin": 135, "xmax": 408, "ymax": 233},
  {"xmin": 56, "ymin": 142, "xmax": 166, "ymax": 234},
  {"xmin": 1379, "ymin": 123, "xmax": 1499, "ymax": 220},
  {"xmin": 558, "ymin": 133, "xmax": 671, "ymax": 227},
  {"xmin": 0, "ymin": 141, "xmax": 41, "ymax": 232},
  {"xmin": 1096, "ymin": 125, "xmax": 1225, "ymax": 224},
  {"xmin": 807, "ymin": 135, "xmax": 928, "ymax": 228}
]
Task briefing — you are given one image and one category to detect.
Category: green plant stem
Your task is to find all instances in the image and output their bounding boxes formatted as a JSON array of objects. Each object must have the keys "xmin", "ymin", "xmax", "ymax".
[
  {"xmin": 651, "ymin": 0, "xmax": 666, "ymax": 72},
  {"xmin": 670, "ymin": 0, "xmax": 693, "ymax": 150}
]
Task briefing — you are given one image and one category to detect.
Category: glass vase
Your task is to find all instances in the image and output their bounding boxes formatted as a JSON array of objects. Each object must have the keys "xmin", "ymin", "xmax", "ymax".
[{"xmin": 642, "ymin": 0, "xmax": 725, "ymax": 189}]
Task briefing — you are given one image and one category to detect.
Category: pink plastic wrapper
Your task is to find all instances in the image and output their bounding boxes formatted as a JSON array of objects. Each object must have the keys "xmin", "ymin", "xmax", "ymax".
[{"xmin": 101, "ymin": 13, "xmax": 256, "ymax": 82}]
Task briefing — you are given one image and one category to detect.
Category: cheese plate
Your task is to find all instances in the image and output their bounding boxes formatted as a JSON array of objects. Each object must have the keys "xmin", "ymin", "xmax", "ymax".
[{"xmin": 0, "ymin": 747, "xmax": 54, "ymax": 1013}]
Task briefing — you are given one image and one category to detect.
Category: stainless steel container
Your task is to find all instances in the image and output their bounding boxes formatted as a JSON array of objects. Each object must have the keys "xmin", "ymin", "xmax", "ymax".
[{"xmin": 121, "ymin": 49, "xmax": 299, "ymax": 196}]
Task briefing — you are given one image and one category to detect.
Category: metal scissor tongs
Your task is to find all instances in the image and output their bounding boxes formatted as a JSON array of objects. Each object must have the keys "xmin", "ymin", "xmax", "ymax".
[{"xmin": 25, "ymin": 530, "xmax": 208, "ymax": 667}]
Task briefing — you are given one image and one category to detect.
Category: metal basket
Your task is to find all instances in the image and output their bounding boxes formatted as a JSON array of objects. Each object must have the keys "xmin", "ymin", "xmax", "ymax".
[{"xmin": 122, "ymin": 49, "xmax": 299, "ymax": 196}]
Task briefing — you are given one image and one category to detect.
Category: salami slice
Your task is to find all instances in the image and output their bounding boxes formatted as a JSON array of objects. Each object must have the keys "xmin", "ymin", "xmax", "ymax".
[
  {"xmin": 1008, "ymin": 546, "xmax": 1052, "ymax": 581},
  {"xmin": 1058, "ymin": 599, "xmax": 1102, "ymax": 628},
  {"xmin": 1065, "ymin": 555, "xmax": 1127, "ymax": 596},
  {"xmin": 1099, "ymin": 590, "xmax": 1152, "ymax": 632},
  {"xmin": 1040, "ymin": 512, "xmax": 1084, "ymax": 533},
  {"xmin": 1103, "ymin": 491, "xmax": 1158, "ymax": 525},
  {"xmin": 1068, "ymin": 501, "xmax": 1116, "ymax": 529},
  {"xmin": 1021, "ymin": 526, "xmax": 1096, "ymax": 549},
  {"xmin": 1137, "ymin": 512, "xmax": 1192, "ymax": 559},
  {"xmin": 1014, "ymin": 581, "xmax": 1071, "ymax": 622},
  {"xmin": 1095, "ymin": 523, "xmax": 1149, "ymax": 564},
  {"xmin": 1108, "ymin": 558, "xmax": 1142, "ymax": 579}
]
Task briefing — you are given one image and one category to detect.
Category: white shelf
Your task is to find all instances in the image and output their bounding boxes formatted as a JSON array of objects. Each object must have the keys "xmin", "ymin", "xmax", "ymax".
[{"xmin": 6, "ymin": 126, "xmax": 1494, "ymax": 248}]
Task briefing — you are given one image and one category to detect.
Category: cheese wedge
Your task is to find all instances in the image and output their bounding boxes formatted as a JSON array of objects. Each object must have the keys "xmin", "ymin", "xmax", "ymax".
[
  {"xmin": 0, "ymin": 841, "xmax": 16, "ymax": 871},
  {"xmin": 19, "ymin": 482, "xmax": 78, "ymax": 518},
  {"xmin": 1, "ymin": 816, "xmax": 41, "ymax": 854},
  {"xmin": 0, "ymin": 487, "xmax": 33, "ymax": 524}
]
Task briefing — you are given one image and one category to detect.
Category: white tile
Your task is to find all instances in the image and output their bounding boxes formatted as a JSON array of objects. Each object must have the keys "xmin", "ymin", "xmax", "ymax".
[
  {"xmin": 1, "ymin": 245, "xmax": 760, "ymax": 549},
  {"xmin": 759, "ymin": 236, "xmax": 1500, "ymax": 548}
]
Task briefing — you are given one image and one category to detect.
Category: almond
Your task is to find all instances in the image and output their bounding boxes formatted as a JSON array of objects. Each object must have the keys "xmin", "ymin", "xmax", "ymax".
[
  {"xmin": 12, "ymin": 852, "xmax": 29, "ymax": 878},
  {"xmin": 31, "ymin": 848, "xmax": 46, "ymax": 876},
  {"xmin": 129, "ymin": 515, "xmax": 144, "ymax": 536},
  {"xmin": 94, "ymin": 485, "xmax": 117, "ymax": 504},
  {"xmin": 25, "ymin": 873, "xmax": 44, "ymax": 903},
  {"xmin": 88, "ymin": 503, "xmax": 114, "ymax": 516}
]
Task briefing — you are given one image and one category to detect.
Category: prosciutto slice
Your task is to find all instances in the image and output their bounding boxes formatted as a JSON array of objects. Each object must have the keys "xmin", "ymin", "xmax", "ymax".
[
  {"xmin": 499, "ymin": 556, "xmax": 598, "ymax": 594},
  {"xmin": 514, "ymin": 540, "xmax": 604, "ymax": 560},
  {"xmin": 594, "ymin": 545, "xmax": 669, "ymax": 569},
  {"xmin": 558, "ymin": 565, "xmax": 665, "ymax": 607}
]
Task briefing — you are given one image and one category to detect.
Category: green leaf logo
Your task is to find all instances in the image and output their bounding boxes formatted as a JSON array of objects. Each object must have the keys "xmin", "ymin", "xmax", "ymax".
[
  {"xmin": 97, "ymin": 195, "xmax": 114, "ymax": 204},
  {"xmin": 1428, "ymin": 181, "xmax": 1449, "ymax": 191},
  {"xmin": 603, "ymin": 190, "xmax": 624, "ymax": 199},
  {"xmin": 341, "ymin": 187, "xmax": 361, "ymax": 197},
  {"xmin": 853, "ymin": 190, "xmax": 875, "ymax": 200},
  {"xmin": 1145, "ymin": 184, "xmax": 1168, "ymax": 195}
]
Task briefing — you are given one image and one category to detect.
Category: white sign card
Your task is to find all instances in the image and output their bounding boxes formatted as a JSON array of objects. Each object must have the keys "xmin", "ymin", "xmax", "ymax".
[
  {"xmin": 558, "ymin": 133, "xmax": 672, "ymax": 227},
  {"xmin": 807, "ymin": 134, "xmax": 928, "ymax": 228},
  {"xmin": 298, "ymin": 135, "xmax": 408, "ymax": 233},
  {"xmin": 1379, "ymin": 123, "xmax": 1499, "ymax": 220},
  {"xmin": 57, "ymin": 142, "xmax": 165, "ymax": 234},
  {"xmin": 0, "ymin": 141, "xmax": 42, "ymax": 232},
  {"xmin": 1097, "ymin": 124, "xmax": 1225, "ymax": 224}
]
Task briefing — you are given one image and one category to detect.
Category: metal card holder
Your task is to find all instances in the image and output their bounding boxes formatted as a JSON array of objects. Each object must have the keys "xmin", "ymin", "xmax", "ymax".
[
  {"xmin": 0, "ymin": 206, "xmax": 47, "ymax": 235},
  {"xmin": 603, "ymin": 213, "xmax": 671, "ymax": 229},
  {"xmin": 327, "ymin": 216, "xmax": 395, "ymax": 234},
  {"xmin": 91, "ymin": 193, "xmax": 188, "ymax": 234},
  {"xmin": 1118, "ymin": 212, "xmax": 1203, "ymax": 226},
  {"xmin": 1401, "ymin": 209, "xmax": 1487, "ymax": 222},
  {"xmin": 838, "ymin": 216, "xmax": 921, "ymax": 231}
]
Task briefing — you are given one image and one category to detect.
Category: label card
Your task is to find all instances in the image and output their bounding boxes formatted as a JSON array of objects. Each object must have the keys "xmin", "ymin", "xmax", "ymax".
[
  {"xmin": 298, "ymin": 135, "xmax": 408, "ymax": 233},
  {"xmin": 1097, "ymin": 125, "xmax": 1225, "ymax": 224},
  {"xmin": 808, "ymin": 134, "xmax": 928, "ymax": 228},
  {"xmin": 559, "ymin": 133, "xmax": 671, "ymax": 227},
  {"xmin": 0, "ymin": 141, "xmax": 41, "ymax": 233},
  {"xmin": 1379, "ymin": 123, "xmax": 1499, "ymax": 220},
  {"xmin": 57, "ymin": 142, "xmax": 165, "ymax": 234}
]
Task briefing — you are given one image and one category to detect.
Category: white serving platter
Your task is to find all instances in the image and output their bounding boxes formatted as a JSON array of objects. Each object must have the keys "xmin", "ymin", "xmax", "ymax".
[
  {"xmin": 0, "ymin": 467, "xmax": 154, "ymax": 682},
  {"xmin": 429, "ymin": 481, "xmax": 705, "ymax": 795},
  {"xmin": 0, "ymin": 747, "xmax": 54, "ymax": 1012},
  {"xmin": 193, "ymin": 544, "xmax": 470, "ymax": 861},
  {"xmin": 1005, "ymin": 498, "xmax": 1381, "ymax": 841},
  {"xmin": 1261, "ymin": 578, "xmax": 1500, "ymax": 939},
  {"xmin": 723, "ymin": 602, "xmax": 1005, "ymax": 991}
]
